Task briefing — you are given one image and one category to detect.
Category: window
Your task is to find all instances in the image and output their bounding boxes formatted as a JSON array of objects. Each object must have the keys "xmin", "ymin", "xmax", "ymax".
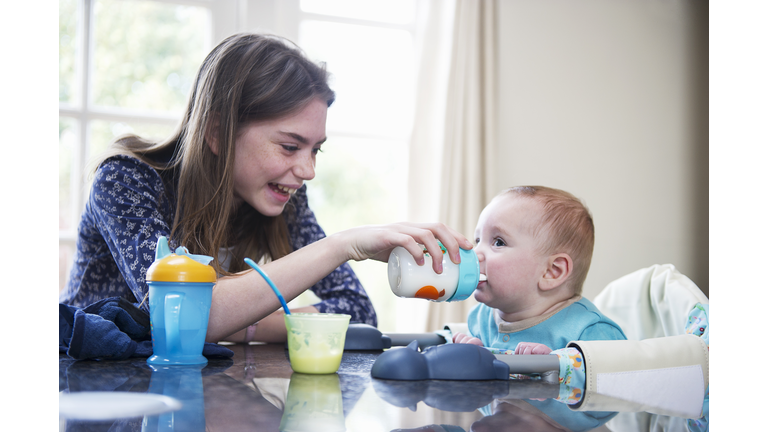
[
  {"xmin": 59, "ymin": 0, "xmax": 215, "ymax": 290},
  {"xmin": 59, "ymin": 0, "xmax": 422, "ymax": 333},
  {"xmin": 295, "ymin": 1, "xmax": 419, "ymax": 332}
]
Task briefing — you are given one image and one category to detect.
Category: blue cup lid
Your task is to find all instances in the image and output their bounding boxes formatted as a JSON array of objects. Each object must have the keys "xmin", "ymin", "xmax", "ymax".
[{"xmin": 448, "ymin": 248, "xmax": 479, "ymax": 301}]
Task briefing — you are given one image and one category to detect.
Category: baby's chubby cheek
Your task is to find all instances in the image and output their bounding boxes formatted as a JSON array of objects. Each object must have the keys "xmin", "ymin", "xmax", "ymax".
[
  {"xmin": 472, "ymin": 287, "xmax": 484, "ymax": 300},
  {"xmin": 472, "ymin": 286, "xmax": 493, "ymax": 304}
]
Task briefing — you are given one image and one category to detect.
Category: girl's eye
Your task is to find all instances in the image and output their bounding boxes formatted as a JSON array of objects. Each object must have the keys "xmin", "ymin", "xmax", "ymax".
[
  {"xmin": 312, "ymin": 147, "xmax": 323, "ymax": 155},
  {"xmin": 281, "ymin": 145, "xmax": 299, "ymax": 152},
  {"xmin": 493, "ymin": 238, "xmax": 506, "ymax": 247}
]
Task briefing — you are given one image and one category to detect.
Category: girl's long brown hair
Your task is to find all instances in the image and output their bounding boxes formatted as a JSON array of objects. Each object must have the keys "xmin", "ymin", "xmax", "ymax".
[{"xmin": 96, "ymin": 33, "xmax": 335, "ymax": 275}]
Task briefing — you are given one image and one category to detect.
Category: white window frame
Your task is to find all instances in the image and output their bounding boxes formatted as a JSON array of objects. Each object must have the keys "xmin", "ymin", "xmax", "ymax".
[{"xmin": 59, "ymin": 0, "xmax": 237, "ymax": 274}]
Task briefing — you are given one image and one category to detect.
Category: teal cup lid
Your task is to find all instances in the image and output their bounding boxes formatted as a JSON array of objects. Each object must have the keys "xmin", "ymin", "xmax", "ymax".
[{"xmin": 447, "ymin": 248, "xmax": 479, "ymax": 301}]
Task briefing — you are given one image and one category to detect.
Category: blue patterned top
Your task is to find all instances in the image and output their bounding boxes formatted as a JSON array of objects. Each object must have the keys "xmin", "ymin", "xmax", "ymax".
[{"xmin": 60, "ymin": 155, "xmax": 377, "ymax": 327}]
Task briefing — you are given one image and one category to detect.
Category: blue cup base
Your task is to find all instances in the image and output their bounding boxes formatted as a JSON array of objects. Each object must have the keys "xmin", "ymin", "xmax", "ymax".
[{"xmin": 147, "ymin": 354, "xmax": 208, "ymax": 366}]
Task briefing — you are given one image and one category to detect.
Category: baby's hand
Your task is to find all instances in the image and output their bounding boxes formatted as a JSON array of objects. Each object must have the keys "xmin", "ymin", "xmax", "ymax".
[
  {"xmin": 514, "ymin": 342, "xmax": 552, "ymax": 355},
  {"xmin": 452, "ymin": 332, "xmax": 484, "ymax": 346}
]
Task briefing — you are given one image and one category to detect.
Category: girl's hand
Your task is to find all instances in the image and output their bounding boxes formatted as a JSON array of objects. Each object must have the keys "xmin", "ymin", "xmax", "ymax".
[
  {"xmin": 453, "ymin": 332, "xmax": 484, "ymax": 346},
  {"xmin": 514, "ymin": 342, "xmax": 552, "ymax": 355},
  {"xmin": 334, "ymin": 222, "xmax": 473, "ymax": 274}
]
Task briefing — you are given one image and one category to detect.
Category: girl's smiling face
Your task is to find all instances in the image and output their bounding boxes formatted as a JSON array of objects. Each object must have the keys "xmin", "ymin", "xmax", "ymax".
[
  {"xmin": 231, "ymin": 98, "xmax": 328, "ymax": 217},
  {"xmin": 472, "ymin": 195, "xmax": 550, "ymax": 315}
]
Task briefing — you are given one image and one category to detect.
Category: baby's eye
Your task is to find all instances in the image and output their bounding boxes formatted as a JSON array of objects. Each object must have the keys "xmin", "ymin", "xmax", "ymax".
[
  {"xmin": 474, "ymin": 238, "xmax": 480, "ymax": 245},
  {"xmin": 493, "ymin": 238, "xmax": 506, "ymax": 247}
]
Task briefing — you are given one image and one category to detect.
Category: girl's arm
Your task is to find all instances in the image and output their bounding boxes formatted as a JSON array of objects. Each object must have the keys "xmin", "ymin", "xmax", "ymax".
[
  {"xmin": 80, "ymin": 156, "xmax": 174, "ymax": 312},
  {"xmin": 206, "ymin": 222, "xmax": 472, "ymax": 342}
]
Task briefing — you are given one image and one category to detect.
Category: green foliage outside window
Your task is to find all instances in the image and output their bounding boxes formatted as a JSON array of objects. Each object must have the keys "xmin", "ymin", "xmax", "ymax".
[{"xmin": 91, "ymin": 0, "xmax": 208, "ymax": 112}]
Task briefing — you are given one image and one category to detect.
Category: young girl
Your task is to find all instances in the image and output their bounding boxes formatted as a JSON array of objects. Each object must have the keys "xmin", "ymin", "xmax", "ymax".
[{"xmin": 60, "ymin": 33, "xmax": 472, "ymax": 343}]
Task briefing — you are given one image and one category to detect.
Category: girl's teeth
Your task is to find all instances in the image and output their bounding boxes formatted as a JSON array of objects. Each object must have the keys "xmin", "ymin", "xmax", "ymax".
[
  {"xmin": 479, "ymin": 274, "xmax": 487, "ymax": 282},
  {"xmin": 274, "ymin": 184, "xmax": 296, "ymax": 195}
]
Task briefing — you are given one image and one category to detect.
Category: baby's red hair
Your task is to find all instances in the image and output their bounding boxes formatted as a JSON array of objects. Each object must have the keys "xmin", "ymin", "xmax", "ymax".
[{"xmin": 502, "ymin": 186, "xmax": 595, "ymax": 295}]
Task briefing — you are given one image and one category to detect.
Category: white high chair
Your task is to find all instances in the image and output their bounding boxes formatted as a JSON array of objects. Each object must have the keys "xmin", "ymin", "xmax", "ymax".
[
  {"xmin": 593, "ymin": 263, "xmax": 708, "ymax": 340},
  {"xmin": 571, "ymin": 264, "xmax": 710, "ymax": 426}
]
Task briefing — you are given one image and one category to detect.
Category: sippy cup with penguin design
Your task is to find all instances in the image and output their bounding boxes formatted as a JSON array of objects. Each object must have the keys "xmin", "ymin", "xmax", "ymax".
[{"xmin": 387, "ymin": 242, "xmax": 480, "ymax": 302}]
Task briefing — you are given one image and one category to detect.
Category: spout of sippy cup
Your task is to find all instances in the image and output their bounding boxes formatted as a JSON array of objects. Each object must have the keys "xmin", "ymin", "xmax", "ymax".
[{"xmin": 155, "ymin": 236, "xmax": 173, "ymax": 261}]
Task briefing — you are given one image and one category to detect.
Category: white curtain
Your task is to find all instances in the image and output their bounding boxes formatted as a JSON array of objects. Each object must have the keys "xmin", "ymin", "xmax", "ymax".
[
  {"xmin": 400, "ymin": 0, "xmax": 456, "ymax": 333},
  {"xmin": 418, "ymin": 0, "xmax": 498, "ymax": 332},
  {"xmin": 407, "ymin": 0, "xmax": 456, "ymax": 225}
]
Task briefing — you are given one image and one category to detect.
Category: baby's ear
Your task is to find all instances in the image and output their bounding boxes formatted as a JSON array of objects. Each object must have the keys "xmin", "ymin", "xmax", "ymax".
[{"xmin": 539, "ymin": 253, "xmax": 572, "ymax": 291}]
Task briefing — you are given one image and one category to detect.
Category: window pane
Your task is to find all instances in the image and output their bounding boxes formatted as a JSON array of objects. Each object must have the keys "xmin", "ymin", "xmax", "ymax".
[
  {"xmin": 307, "ymin": 136, "xmax": 407, "ymax": 332},
  {"xmin": 59, "ymin": 117, "xmax": 78, "ymax": 231},
  {"xmin": 300, "ymin": 0, "xmax": 416, "ymax": 25},
  {"xmin": 299, "ymin": 21, "xmax": 416, "ymax": 139},
  {"xmin": 59, "ymin": 0, "xmax": 79, "ymax": 104},
  {"xmin": 89, "ymin": 120, "xmax": 176, "ymax": 162},
  {"xmin": 308, "ymin": 136, "xmax": 407, "ymax": 232},
  {"xmin": 92, "ymin": 0, "xmax": 210, "ymax": 112}
]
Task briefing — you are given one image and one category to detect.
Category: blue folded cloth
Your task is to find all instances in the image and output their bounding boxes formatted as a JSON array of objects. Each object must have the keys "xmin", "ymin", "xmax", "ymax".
[{"xmin": 59, "ymin": 297, "xmax": 233, "ymax": 361}]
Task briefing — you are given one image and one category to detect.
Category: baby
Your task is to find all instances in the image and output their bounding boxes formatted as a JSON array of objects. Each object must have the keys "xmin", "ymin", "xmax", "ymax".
[{"xmin": 453, "ymin": 186, "xmax": 626, "ymax": 354}]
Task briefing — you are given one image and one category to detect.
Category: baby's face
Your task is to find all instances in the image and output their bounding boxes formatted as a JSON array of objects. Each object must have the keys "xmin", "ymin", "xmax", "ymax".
[{"xmin": 472, "ymin": 195, "xmax": 549, "ymax": 314}]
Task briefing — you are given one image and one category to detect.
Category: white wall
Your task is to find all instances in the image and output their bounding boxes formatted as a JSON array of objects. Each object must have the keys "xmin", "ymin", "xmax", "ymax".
[{"xmin": 495, "ymin": 0, "xmax": 708, "ymax": 299}]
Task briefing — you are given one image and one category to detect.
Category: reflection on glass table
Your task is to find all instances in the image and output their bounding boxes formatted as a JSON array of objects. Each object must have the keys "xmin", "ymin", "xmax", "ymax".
[{"xmin": 59, "ymin": 335, "xmax": 708, "ymax": 432}]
